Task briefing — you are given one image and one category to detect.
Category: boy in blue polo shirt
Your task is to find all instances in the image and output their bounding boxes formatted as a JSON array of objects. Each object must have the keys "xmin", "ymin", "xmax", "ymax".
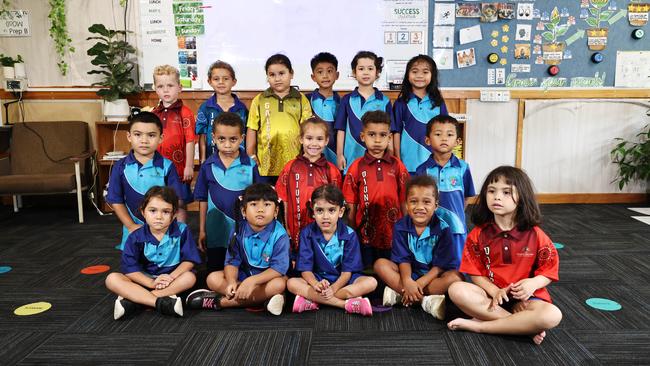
[
  {"xmin": 194, "ymin": 112, "xmax": 260, "ymax": 271},
  {"xmin": 416, "ymin": 115, "xmax": 475, "ymax": 231},
  {"xmin": 374, "ymin": 175, "xmax": 464, "ymax": 320},
  {"xmin": 106, "ymin": 112, "xmax": 186, "ymax": 250},
  {"xmin": 195, "ymin": 61, "xmax": 248, "ymax": 162},
  {"xmin": 306, "ymin": 52, "xmax": 340, "ymax": 165}
]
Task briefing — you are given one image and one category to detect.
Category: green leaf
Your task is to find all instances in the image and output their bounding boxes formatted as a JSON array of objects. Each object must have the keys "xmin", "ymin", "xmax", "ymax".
[
  {"xmin": 88, "ymin": 23, "xmax": 110, "ymax": 37},
  {"xmin": 589, "ymin": 7, "xmax": 600, "ymax": 16},
  {"xmin": 599, "ymin": 10, "xmax": 613, "ymax": 21},
  {"xmin": 551, "ymin": 7, "xmax": 560, "ymax": 24},
  {"xmin": 545, "ymin": 22, "xmax": 556, "ymax": 31},
  {"xmin": 556, "ymin": 25, "xmax": 569, "ymax": 37},
  {"xmin": 542, "ymin": 32, "xmax": 554, "ymax": 42},
  {"xmin": 586, "ymin": 17, "xmax": 599, "ymax": 27}
]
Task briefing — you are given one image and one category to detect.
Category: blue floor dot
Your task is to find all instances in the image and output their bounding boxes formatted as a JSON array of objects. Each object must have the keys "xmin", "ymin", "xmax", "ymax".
[
  {"xmin": 0, "ymin": 266, "xmax": 12, "ymax": 274},
  {"xmin": 586, "ymin": 297, "xmax": 621, "ymax": 311},
  {"xmin": 553, "ymin": 242, "xmax": 564, "ymax": 249}
]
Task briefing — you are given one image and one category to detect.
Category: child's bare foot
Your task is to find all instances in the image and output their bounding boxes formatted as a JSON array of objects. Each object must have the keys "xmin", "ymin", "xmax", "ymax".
[
  {"xmin": 447, "ymin": 318, "xmax": 483, "ymax": 333},
  {"xmin": 532, "ymin": 330, "xmax": 546, "ymax": 345}
]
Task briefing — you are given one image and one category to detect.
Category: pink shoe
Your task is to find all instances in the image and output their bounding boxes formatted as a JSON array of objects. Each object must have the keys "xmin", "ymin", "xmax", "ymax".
[
  {"xmin": 292, "ymin": 295, "xmax": 320, "ymax": 313},
  {"xmin": 345, "ymin": 297, "xmax": 373, "ymax": 316}
]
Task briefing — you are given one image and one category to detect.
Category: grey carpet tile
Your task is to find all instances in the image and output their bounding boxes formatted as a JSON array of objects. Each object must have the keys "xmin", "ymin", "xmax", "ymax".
[
  {"xmin": 314, "ymin": 305, "xmax": 445, "ymax": 332},
  {"xmin": 16, "ymin": 333, "xmax": 183, "ymax": 365},
  {"xmin": 0, "ymin": 258, "xmax": 55, "ymax": 289},
  {"xmin": 182, "ymin": 307, "xmax": 317, "ymax": 332},
  {"xmin": 23, "ymin": 256, "xmax": 119, "ymax": 290},
  {"xmin": 589, "ymin": 253, "xmax": 650, "ymax": 288},
  {"xmin": 0, "ymin": 332, "xmax": 55, "ymax": 366},
  {"xmin": 556, "ymin": 256, "xmax": 621, "ymax": 285},
  {"xmin": 572, "ymin": 330, "xmax": 650, "ymax": 364},
  {"xmin": 169, "ymin": 330, "xmax": 311, "ymax": 366},
  {"xmin": 308, "ymin": 330, "xmax": 454, "ymax": 366}
]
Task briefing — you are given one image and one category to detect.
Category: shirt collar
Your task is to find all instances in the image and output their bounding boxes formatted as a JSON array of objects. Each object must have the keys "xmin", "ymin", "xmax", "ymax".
[
  {"xmin": 351, "ymin": 87, "xmax": 383, "ymax": 101},
  {"xmin": 484, "ymin": 222, "xmax": 523, "ymax": 240},
  {"xmin": 362, "ymin": 150, "xmax": 395, "ymax": 164},
  {"xmin": 243, "ymin": 219, "xmax": 277, "ymax": 243},
  {"xmin": 397, "ymin": 215, "xmax": 443, "ymax": 237},
  {"xmin": 425, "ymin": 153, "xmax": 461, "ymax": 169},
  {"xmin": 308, "ymin": 220, "xmax": 354, "ymax": 242},
  {"xmin": 143, "ymin": 220, "xmax": 181, "ymax": 244},
  {"xmin": 409, "ymin": 92, "xmax": 430, "ymax": 103},
  {"xmin": 206, "ymin": 147, "xmax": 251, "ymax": 169},
  {"xmin": 311, "ymin": 89, "xmax": 341, "ymax": 103},
  {"xmin": 296, "ymin": 154, "xmax": 328, "ymax": 167},
  {"xmin": 262, "ymin": 86, "xmax": 302, "ymax": 99},
  {"xmin": 153, "ymin": 99, "xmax": 183, "ymax": 113},
  {"xmin": 125, "ymin": 150, "xmax": 165, "ymax": 169},
  {"xmin": 206, "ymin": 93, "xmax": 247, "ymax": 112}
]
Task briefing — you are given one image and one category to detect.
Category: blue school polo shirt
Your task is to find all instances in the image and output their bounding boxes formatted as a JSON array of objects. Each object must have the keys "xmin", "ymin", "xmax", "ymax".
[
  {"xmin": 392, "ymin": 94, "xmax": 448, "ymax": 173},
  {"xmin": 193, "ymin": 148, "xmax": 260, "ymax": 249},
  {"xmin": 415, "ymin": 154, "xmax": 475, "ymax": 230},
  {"xmin": 195, "ymin": 93, "xmax": 248, "ymax": 159},
  {"xmin": 295, "ymin": 221, "xmax": 363, "ymax": 283},
  {"xmin": 334, "ymin": 88, "xmax": 392, "ymax": 172},
  {"xmin": 391, "ymin": 209, "xmax": 465, "ymax": 276},
  {"xmin": 307, "ymin": 90, "xmax": 340, "ymax": 165},
  {"xmin": 225, "ymin": 220, "xmax": 290, "ymax": 278},
  {"xmin": 121, "ymin": 221, "xmax": 202, "ymax": 276}
]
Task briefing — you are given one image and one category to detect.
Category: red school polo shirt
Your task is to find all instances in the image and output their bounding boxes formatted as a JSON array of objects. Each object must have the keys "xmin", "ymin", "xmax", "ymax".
[
  {"xmin": 152, "ymin": 100, "xmax": 196, "ymax": 180},
  {"xmin": 459, "ymin": 223, "xmax": 559, "ymax": 302},
  {"xmin": 342, "ymin": 151, "xmax": 409, "ymax": 250},
  {"xmin": 276, "ymin": 155, "xmax": 342, "ymax": 251}
]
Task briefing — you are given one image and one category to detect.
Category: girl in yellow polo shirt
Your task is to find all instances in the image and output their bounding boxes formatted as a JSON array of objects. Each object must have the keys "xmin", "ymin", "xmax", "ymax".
[{"xmin": 246, "ymin": 54, "xmax": 312, "ymax": 183}]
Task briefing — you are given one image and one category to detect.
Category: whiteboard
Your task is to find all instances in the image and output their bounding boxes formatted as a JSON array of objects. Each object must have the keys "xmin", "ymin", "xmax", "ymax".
[
  {"xmin": 138, "ymin": 0, "xmax": 428, "ymax": 91},
  {"xmin": 615, "ymin": 51, "xmax": 650, "ymax": 88}
]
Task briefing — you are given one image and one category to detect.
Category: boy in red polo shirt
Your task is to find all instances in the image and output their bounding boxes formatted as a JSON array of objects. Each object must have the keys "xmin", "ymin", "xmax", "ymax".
[
  {"xmin": 343, "ymin": 111, "xmax": 409, "ymax": 268},
  {"xmin": 151, "ymin": 65, "xmax": 196, "ymax": 222}
]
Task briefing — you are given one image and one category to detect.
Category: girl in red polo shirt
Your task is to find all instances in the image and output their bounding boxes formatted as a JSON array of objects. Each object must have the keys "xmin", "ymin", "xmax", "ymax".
[
  {"xmin": 447, "ymin": 166, "xmax": 562, "ymax": 345},
  {"xmin": 276, "ymin": 117, "xmax": 342, "ymax": 256}
]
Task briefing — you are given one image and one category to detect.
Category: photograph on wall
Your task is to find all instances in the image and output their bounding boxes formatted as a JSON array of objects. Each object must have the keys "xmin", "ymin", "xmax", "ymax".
[
  {"xmin": 456, "ymin": 3, "xmax": 481, "ymax": 18},
  {"xmin": 480, "ymin": 3, "xmax": 498, "ymax": 22},
  {"xmin": 456, "ymin": 47, "xmax": 477, "ymax": 68},
  {"xmin": 514, "ymin": 43, "xmax": 531, "ymax": 59},
  {"xmin": 498, "ymin": 3, "xmax": 516, "ymax": 19}
]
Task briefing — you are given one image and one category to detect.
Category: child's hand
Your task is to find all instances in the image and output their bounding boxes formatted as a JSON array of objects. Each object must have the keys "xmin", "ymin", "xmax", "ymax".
[
  {"xmin": 127, "ymin": 223, "xmax": 142, "ymax": 233},
  {"xmin": 511, "ymin": 279, "xmax": 536, "ymax": 301},
  {"xmin": 153, "ymin": 274, "xmax": 174, "ymax": 290},
  {"xmin": 197, "ymin": 231, "xmax": 207, "ymax": 253},
  {"xmin": 312, "ymin": 279, "xmax": 329, "ymax": 293},
  {"xmin": 403, "ymin": 279, "xmax": 423, "ymax": 306},
  {"xmin": 235, "ymin": 278, "xmax": 255, "ymax": 300},
  {"xmin": 490, "ymin": 284, "xmax": 512, "ymax": 310},
  {"xmin": 225, "ymin": 282, "xmax": 239, "ymax": 300},
  {"xmin": 337, "ymin": 155, "xmax": 347, "ymax": 171},
  {"xmin": 183, "ymin": 166, "xmax": 194, "ymax": 182},
  {"xmin": 321, "ymin": 287, "xmax": 334, "ymax": 299}
]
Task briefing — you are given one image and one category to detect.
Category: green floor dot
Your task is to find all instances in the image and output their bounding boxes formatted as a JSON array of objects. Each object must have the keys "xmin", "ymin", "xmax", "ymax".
[
  {"xmin": 586, "ymin": 297, "xmax": 621, "ymax": 311},
  {"xmin": 553, "ymin": 242, "xmax": 564, "ymax": 249}
]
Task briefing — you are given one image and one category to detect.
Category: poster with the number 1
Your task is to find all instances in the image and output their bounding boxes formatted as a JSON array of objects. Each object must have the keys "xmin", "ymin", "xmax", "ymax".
[{"xmin": 383, "ymin": 0, "xmax": 429, "ymax": 83}]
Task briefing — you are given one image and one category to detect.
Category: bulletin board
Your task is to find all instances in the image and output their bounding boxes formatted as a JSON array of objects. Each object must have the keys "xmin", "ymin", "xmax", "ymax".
[{"xmin": 431, "ymin": 1, "xmax": 650, "ymax": 88}]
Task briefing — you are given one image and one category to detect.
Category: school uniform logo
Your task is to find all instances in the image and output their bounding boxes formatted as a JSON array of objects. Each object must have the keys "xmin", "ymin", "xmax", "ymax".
[
  {"xmin": 450, "ymin": 177, "xmax": 458, "ymax": 186},
  {"xmin": 517, "ymin": 245, "xmax": 535, "ymax": 258}
]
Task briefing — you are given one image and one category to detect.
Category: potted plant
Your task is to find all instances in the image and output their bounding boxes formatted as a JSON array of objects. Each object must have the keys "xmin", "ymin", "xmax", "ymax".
[
  {"xmin": 541, "ymin": 7, "xmax": 571, "ymax": 65},
  {"xmin": 0, "ymin": 53, "xmax": 22, "ymax": 79},
  {"xmin": 611, "ymin": 124, "xmax": 650, "ymax": 191},
  {"xmin": 86, "ymin": 23, "xmax": 141, "ymax": 121},
  {"xmin": 585, "ymin": 0, "xmax": 614, "ymax": 51}
]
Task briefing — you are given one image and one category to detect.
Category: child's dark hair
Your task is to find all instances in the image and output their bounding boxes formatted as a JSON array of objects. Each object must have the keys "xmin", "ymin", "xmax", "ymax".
[
  {"xmin": 308, "ymin": 184, "xmax": 345, "ymax": 217},
  {"xmin": 361, "ymin": 110, "xmax": 390, "ymax": 127},
  {"xmin": 207, "ymin": 60, "xmax": 236, "ymax": 80},
  {"xmin": 128, "ymin": 111, "xmax": 163, "ymax": 133},
  {"xmin": 398, "ymin": 55, "xmax": 444, "ymax": 107},
  {"xmin": 310, "ymin": 52, "xmax": 338, "ymax": 71},
  {"xmin": 139, "ymin": 186, "xmax": 179, "ymax": 214},
  {"xmin": 300, "ymin": 116, "xmax": 330, "ymax": 138},
  {"xmin": 212, "ymin": 111, "xmax": 245, "ymax": 135},
  {"xmin": 426, "ymin": 114, "xmax": 462, "ymax": 137},
  {"xmin": 471, "ymin": 166, "xmax": 541, "ymax": 231},
  {"xmin": 351, "ymin": 51, "xmax": 383, "ymax": 73},
  {"xmin": 405, "ymin": 175, "xmax": 439, "ymax": 202},
  {"xmin": 265, "ymin": 53, "xmax": 293, "ymax": 73}
]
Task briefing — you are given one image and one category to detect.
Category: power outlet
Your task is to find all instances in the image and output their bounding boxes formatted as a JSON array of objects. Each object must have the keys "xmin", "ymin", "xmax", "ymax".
[
  {"xmin": 480, "ymin": 90, "xmax": 511, "ymax": 102},
  {"xmin": 4, "ymin": 78, "xmax": 26, "ymax": 92}
]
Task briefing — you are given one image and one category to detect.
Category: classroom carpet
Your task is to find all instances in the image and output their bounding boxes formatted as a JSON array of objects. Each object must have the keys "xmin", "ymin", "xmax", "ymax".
[{"xmin": 0, "ymin": 202, "xmax": 649, "ymax": 365}]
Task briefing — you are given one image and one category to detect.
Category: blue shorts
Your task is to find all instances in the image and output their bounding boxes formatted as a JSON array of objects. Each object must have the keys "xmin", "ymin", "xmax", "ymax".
[
  {"xmin": 315, "ymin": 272, "xmax": 363, "ymax": 286},
  {"xmin": 179, "ymin": 182, "xmax": 194, "ymax": 204},
  {"xmin": 500, "ymin": 297, "xmax": 543, "ymax": 312}
]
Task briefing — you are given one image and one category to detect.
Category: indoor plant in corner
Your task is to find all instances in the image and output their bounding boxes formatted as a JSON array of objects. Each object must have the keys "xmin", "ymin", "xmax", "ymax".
[
  {"xmin": 611, "ymin": 124, "xmax": 650, "ymax": 195},
  {"xmin": 87, "ymin": 23, "xmax": 141, "ymax": 121}
]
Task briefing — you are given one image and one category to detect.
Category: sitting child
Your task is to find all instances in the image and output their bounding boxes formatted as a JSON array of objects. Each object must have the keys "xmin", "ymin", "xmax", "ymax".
[
  {"xmin": 105, "ymin": 186, "xmax": 201, "ymax": 319},
  {"xmin": 287, "ymin": 185, "xmax": 377, "ymax": 316}
]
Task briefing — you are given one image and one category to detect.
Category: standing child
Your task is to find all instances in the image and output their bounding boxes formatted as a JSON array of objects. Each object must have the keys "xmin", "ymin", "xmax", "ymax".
[
  {"xmin": 246, "ymin": 54, "xmax": 312, "ymax": 183},
  {"xmin": 105, "ymin": 186, "xmax": 201, "ymax": 319},
  {"xmin": 306, "ymin": 52, "xmax": 340, "ymax": 165},
  {"xmin": 416, "ymin": 115, "xmax": 475, "ymax": 230},
  {"xmin": 194, "ymin": 112, "xmax": 260, "ymax": 272},
  {"xmin": 276, "ymin": 117, "xmax": 342, "ymax": 255},
  {"xmin": 374, "ymin": 176, "xmax": 465, "ymax": 320},
  {"xmin": 288, "ymin": 185, "xmax": 377, "ymax": 316},
  {"xmin": 343, "ymin": 111, "xmax": 410, "ymax": 267},
  {"xmin": 195, "ymin": 61, "xmax": 248, "ymax": 162},
  {"xmin": 106, "ymin": 112, "xmax": 186, "ymax": 250},
  {"xmin": 186, "ymin": 183, "xmax": 289, "ymax": 316},
  {"xmin": 393, "ymin": 55, "xmax": 448, "ymax": 173},
  {"xmin": 334, "ymin": 51, "xmax": 392, "ymax": 172},
  {"xmin": 151, "ymin": 65, "xmax": 196, "ymax": 222},
  {"xmin": 447, "ymin": 166, "xmax": 562, "ymax": 345}
]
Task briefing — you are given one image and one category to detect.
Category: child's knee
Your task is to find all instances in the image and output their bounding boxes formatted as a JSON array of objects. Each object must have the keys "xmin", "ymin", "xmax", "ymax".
[
  {"xmin": 538, "ymin": 303, "xmax": 562, "ymax": 330},
  {"xmin": 206, "ymin": 271, "xmax": 225, "ymax": 289},
  {"xmin": 447, "ymin": 281, "xmax": 469, "ymax": 301},
  {"xmin": 105, "ymin": 272, "xmax": 123, "ymax": 290},
  {"xmin": 267, "ymin": 276, "xmax": 287, "ymax": 294},
  {"xmin": 286, "ymin": 277, "xmax": 303, "ymax": 293}
]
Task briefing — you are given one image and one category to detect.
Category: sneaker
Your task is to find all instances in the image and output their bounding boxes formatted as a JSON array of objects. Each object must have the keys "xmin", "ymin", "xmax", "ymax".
[
  {"xmin": 186, "ymin": 289, "xmax": 221, "ymax": 310},
  {"xmin": 113, "ymin": 296, "xmax": 140, "ymax": 320},
  {"xmin": 382, "ymin": 286, "xmax": 402, "ymax": 307},
  {"xmin": 345, "ymin": 297, "xmax": 373, "ymax": 316},
  {"xmin": 155, "ymin": 295, "xmax": 183, "ymax": 317},
  {"xmin": 292, "ymin": 295, "xmax": 320, "ymax": 313},
  {"xmin": 266, "ymin": 294, "xmax": 285, "ymax": 316},
  {"xmin": 421, "ymin": 294, "xmax": 446, "ymax": 320}
]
